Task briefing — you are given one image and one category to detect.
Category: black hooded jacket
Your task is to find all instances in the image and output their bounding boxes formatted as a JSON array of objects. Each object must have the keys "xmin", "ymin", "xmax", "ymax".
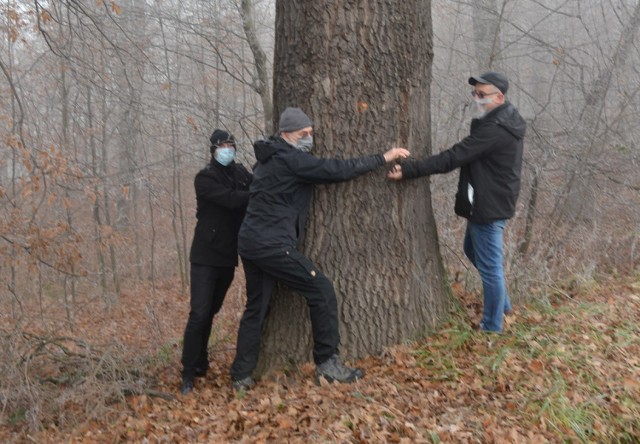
[
  {"xmin": 402, "ymin": 102, "xmax": 526, "ymax": 223},
  {"xmin": 238, "ymin": 137, "xmax": 385, "ymax": 259},
  {"xmin": 189, "ymin": 160, "xmax": 252, "ymax": 267}
]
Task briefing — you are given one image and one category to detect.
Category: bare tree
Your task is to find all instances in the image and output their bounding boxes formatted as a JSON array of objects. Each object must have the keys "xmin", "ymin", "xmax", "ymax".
[
  {"xmin": 472, "ymin": 0, "xmax": 505, "ymax": 71},
  {"xmin": 553, "ymin": 0, "xmax": 640, "ymax": 226},
  {"xmin": 239, "ymin": 0, "xmax": 273, "ymax": 134}
]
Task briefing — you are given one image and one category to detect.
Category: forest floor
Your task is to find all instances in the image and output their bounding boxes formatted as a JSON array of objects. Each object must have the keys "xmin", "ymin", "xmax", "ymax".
[{"xmin": 1, "ymin": 272, "xmax": 640, "ymax": 443}]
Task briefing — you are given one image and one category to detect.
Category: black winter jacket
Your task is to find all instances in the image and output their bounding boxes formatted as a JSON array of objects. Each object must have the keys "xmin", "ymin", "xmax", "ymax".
[
  {"xmin": 402, "ymin": 102, "xmax": 526, "ymax": 223},
  {"xmin": 238, "ymin": 137, "xmax": 385, "ymax": 259},
  {"xmin": 189, "ymin": 160, "xmax": 252, "ymax": 267}
]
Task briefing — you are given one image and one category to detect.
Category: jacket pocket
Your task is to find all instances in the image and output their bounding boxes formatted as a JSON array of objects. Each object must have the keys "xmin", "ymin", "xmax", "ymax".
[
  {"xmin": 195, "ymin": 223, "xmax": 218, "ymax": 243},
  {"xmin": 454, "ymin": 189, "xmax": 472, "ymax": 217},
  {"xmin": 283, "ymin": 249, "xmax": 319, "ymax": 281}
]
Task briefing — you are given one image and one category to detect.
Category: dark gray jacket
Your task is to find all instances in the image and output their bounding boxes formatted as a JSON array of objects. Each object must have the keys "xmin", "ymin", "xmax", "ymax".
[
  {"xmin": 402, "ymin": 102, "xmax": 526, "ymax": 223},
  {"xmin": 238, "ymin": 137, "xmax": 385, "ymax": 259}
]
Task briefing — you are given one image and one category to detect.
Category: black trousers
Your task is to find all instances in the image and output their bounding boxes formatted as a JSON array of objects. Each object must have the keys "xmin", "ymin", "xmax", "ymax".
[
  {"xmin": 181, "ymin": 263, "xmax": 235, "ymax": 379},
  {"xmin": 231, "ymin": 249, "xmax": 339, "ymax": 380}
]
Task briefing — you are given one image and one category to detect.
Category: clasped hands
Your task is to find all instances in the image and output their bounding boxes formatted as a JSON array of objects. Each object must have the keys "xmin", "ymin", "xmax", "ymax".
[{"xmin": 382, "ymin": 147, "xmax": 407, "ymax": 181}]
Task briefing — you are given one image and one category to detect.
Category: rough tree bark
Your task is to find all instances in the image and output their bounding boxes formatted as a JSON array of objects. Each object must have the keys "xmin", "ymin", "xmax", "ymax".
[{"xmin": 255, "ymin": 0, "xmax": 450, "ymax": 375}]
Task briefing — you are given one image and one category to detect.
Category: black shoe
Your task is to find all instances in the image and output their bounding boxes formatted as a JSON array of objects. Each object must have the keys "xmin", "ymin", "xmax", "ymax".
[
  {"xmin": 315, "ymin": 354, "xmax": 364, "ymax": 384},
  {"xmin": 194, "ymin": 367, "xmax": 207, "ymax": 378},
  {"xmin": 181, "ymin": 378, "xmax": 194, "ymax": 395},
  {"xmin": 231, "ymin": 376, "xmax": 255, "ymax": 392}
]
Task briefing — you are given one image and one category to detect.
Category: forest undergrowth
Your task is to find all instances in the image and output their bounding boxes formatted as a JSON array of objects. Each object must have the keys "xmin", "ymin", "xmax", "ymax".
[{"xmin": 1, "ymin": 272, "xmax": 639, "ymax": 443}]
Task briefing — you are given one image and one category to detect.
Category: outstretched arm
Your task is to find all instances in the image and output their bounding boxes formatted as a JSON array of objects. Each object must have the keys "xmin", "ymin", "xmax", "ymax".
[
  {"xmin": 395, "ymin": 126, "xmax": 504, "ymax": 180},
  {"xmin": 286, "ymin": 147, "xmax": 411, "ymax": 184}
]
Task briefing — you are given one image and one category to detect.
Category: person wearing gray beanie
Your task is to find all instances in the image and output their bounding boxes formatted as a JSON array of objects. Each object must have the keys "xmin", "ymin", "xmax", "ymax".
[
  {"xmin": 278, "ymin": 107, "xmax": 313, "ymax": 133},
  {"xmin": 230, "ymin": 107, "xmax": 411, "ymax": 392},
  {"xmin": 277, "ymin": 107, "xmax": 315, "ymax": 152}
]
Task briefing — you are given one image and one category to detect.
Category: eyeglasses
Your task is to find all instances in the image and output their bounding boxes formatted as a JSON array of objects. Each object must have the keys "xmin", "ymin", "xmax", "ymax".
[{"xmin": 471, "ymin": 90, "xmax": 500, "ymax": 99}]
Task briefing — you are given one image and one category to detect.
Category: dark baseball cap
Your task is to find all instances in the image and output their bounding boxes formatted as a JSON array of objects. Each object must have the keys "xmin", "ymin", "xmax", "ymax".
[{"xmin": 468, "ymin": 72, "xmax": 509, "ymax": 94}]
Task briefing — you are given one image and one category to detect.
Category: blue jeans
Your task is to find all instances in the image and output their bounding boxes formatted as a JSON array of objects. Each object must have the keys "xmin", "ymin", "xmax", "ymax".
[{"xmin": 463, "ymin": 220, "xmax": 511, "ymax": 332}]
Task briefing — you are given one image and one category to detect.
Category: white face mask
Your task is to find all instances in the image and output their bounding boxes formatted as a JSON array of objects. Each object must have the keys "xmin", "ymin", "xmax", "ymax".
[
  {"xmin": 296, "ymin": 136, "xmax": 313, "ymax": 152},
  {"xmin": 474, "ymin": 97, "xmax": 494, "ymax": 117},
  {"xmin": 283, "ymin": 132, "xmax": 313, "ymax": 152},
  {"xmin": 475, "ymin": 97, "xmax": 494, "ymax": 105}
]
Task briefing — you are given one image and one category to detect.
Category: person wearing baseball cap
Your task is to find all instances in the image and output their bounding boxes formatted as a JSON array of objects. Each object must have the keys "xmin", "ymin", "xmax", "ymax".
[
  {"xmin": 388, "ymin": 72, "xmax": 526, "ymax": 334},
  {"xmin": 468, "ymin": 72, "xmax": 509, "ymax": 94}
]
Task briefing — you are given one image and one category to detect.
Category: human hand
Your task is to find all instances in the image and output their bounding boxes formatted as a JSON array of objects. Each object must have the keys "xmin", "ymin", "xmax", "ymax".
[
  {"xmin": 387, "ymin": 164, "xmax": 403, "ymax": 180},
  {"xmin": 383, "ymin": 147, "xmax": 410, "ymax": 163}
]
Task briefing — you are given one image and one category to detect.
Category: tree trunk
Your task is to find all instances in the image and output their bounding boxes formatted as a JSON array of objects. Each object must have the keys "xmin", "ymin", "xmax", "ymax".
[
  {"xmin": 99, "ymin": 57, "xmax": 120, "ymax": 302},
  {"xmin": 159, "ymin": 15, "xmax": 188, "ymax": 293},
  {"xmin": 471, "ymin": 0, "xmax": 505, "ymax": 71},
  {"xmin": 240, "ymin": 0, "xmax": 274, "ymax": 135},
  {"xmin": 87, "ymin": 86, "xmax": 108, "ymax": 302},
  {"xmin": 113, "ymin": 0, "xmax": 147, "ymax": 283},
  {"xmin": 554, "ymin": 1, "xmax": 640, "ymax": 226},
  {"xmin": 58, "ymin": 35, "xmax": 77, "ymax": 325},
  {"xmin": 256, "ymin": 0, "xmax": 449, "ymax": 374},
  {"xmin": 2, "ymin": 12, "xmax": 22, "ymax": 320}
]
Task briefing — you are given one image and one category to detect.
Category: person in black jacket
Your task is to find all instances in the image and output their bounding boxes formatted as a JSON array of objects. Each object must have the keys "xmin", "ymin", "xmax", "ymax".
[
  {"xmin": 230, "ymin": 107, "xmax": 410, "ymax": 390},
  {"xmin": 388, "ymin": 72, "xmax": 526, "ymax": 333},
  {"xmin": 180, "ymin": 129, "xmax": 252, "ymax": 395}
]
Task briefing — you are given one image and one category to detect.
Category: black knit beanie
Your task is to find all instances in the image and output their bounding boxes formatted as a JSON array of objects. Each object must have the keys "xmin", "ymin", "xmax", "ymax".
[{"xmin": 209, "ymin": 129, "xmax": 236, "ymax": 148}]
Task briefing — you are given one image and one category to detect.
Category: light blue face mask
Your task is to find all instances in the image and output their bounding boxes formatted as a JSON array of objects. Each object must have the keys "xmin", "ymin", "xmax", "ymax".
[
  {"xmin": 214, "ymin": 147, "xmax": 236, "ymax": 166},
  {"xmin": 296, "ymin": 136, "xmax": 313, "ymax": 152}
]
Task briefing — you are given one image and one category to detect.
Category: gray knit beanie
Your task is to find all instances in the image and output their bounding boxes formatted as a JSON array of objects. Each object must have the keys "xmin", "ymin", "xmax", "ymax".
[{"xmin": 278, "ymin": 107, "xmax": 313, "ymax": 133}]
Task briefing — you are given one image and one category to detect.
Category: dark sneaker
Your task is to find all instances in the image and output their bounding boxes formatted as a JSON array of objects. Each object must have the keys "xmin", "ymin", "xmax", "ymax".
[
  {"xmin": 315, "ymin": 354, "xmax": 364, "ymax": 384},
  {"xmin": 194, "ymin": 367, "xmax": 207, "ymax": 378},
  {"xmin": 231, "ymin": 376, "xmax": 255, "ymax": 392},
  {"xmin": 181, "ymin": 377, "xmax": 194, "ymax": 395}
]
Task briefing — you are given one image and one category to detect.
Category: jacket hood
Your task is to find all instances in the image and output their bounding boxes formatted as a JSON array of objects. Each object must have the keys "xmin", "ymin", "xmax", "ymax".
[
  {"xmin": 253, "ymin": 137, "xmax": 292, "ymax": 163},
  {"xmin": 488, "ymin": 102, "xmax": 527, "ymax": 140}
]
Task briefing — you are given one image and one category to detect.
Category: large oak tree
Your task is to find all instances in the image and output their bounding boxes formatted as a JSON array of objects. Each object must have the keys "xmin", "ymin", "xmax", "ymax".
[{"xmin": 255, "ymin": 0, "xmax": 450, "ymax": 375}]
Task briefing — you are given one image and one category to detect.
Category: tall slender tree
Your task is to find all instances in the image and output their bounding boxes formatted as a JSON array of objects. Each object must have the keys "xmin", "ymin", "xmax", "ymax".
[
  {"xmin": 240, "ymin": 0, "xmax": 273, "ymax": 134},
  {"xmin": 472, "ymin": 0, "xmax": 505, "ymax": 71}
]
